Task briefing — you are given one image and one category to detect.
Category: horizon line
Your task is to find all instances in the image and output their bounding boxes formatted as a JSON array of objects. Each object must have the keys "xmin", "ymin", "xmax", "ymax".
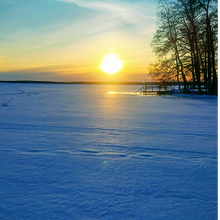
[{"xmin": 0, "ymin": 80, "xmax": 198, "ymax": 85}]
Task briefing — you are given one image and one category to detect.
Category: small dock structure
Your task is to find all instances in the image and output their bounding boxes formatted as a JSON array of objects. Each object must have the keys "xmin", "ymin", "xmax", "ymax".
[{"xmin": 135, "ymin": 80, "xmax": 171, "ymax": 95}]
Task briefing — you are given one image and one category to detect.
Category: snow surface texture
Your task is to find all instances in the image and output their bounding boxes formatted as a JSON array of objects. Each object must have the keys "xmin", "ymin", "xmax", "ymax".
[{"xmin": 0, "ymin": 83, "xmax": 217, "ymax": 220}]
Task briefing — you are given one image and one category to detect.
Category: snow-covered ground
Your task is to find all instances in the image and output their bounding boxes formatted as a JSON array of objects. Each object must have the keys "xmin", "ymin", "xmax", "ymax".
[{"xmin": 0, "ymin": 83, "xmax": 217, "ymax": 220}]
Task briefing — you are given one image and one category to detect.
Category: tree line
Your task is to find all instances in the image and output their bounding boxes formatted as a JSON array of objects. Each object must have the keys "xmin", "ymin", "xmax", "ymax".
[{"xmin": 149, "ymin": 0, "xmax": 218, "ymax": 94}]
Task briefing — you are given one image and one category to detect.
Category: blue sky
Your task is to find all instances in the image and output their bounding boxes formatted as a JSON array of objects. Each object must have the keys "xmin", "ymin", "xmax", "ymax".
[{"xmin": 0, "ymin": 0, "xmax": 157, "ymax": 82}]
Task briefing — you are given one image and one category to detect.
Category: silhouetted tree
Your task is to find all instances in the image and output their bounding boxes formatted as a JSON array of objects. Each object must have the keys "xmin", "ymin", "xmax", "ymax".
[{"xmin": 150, "ymin": 0, "xmax": 217, "ymax": 93}]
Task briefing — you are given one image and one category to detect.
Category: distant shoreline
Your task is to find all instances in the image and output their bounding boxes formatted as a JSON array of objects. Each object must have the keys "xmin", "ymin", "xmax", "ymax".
[
  {"xmin": 0, "ymin": 80, "xmax": 197, "ymax": 86},
  {"xmin": 0, "ymin": 80, "xmax": 144, "ymax": 85}
]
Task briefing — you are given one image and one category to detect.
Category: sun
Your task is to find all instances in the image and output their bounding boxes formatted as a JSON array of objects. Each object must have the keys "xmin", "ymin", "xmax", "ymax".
[{"xmin": 100, "ymin": 54, "xmax": 122, "ymax": 74}]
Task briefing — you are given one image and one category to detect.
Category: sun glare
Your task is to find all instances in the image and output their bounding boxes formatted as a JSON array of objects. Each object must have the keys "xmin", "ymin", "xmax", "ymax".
[{"xmin": 101, "ymin": 54, "xmax": 122, "ymax": 74}]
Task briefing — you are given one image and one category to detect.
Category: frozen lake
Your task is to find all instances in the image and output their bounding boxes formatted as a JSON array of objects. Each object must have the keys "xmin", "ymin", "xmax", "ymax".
[{"xmin": 0, "ymin": 83, "xmax": 217, "ymax": 219}]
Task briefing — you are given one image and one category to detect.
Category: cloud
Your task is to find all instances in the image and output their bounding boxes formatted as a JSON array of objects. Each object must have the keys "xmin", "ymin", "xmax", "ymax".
[
  {"xmin": 59, "ymin": 0, "xmax": 126, "ymax": 13},
  {"xmin": 55, "ymin": 0, "xmax": 156, "ymax": 26},
  {"xmin": 0, "ymin": 64, "xmax": 95, "ymax": 82}
]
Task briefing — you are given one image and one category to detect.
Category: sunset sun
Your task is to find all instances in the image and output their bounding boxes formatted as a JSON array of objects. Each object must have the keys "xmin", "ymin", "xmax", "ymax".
[{"xmin": 100, "ymin": 54, "xmax": 122, "ymax": 74}]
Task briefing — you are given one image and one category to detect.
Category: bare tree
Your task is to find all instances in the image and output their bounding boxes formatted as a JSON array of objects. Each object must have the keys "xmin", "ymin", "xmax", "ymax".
[{"xmin": 150, "ymin": 0, "xmax": 218, "ymax": 93}]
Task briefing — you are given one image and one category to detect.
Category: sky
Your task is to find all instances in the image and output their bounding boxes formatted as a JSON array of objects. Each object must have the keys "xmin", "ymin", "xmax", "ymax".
[{"xmin": 0, "ymin": 0, "xmax": 157, "ymax": 82}]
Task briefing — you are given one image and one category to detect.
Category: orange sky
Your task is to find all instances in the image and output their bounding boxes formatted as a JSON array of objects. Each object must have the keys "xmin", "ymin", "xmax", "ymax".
[{"xmin": 0, "ymin": 0, "xmax": 157, "ymax": 82}]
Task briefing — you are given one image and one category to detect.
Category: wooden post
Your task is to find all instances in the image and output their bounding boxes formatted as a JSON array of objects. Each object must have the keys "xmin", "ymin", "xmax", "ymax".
[{"xmin": 145, "ymin": 79, "xmax": 146, "ymax": 92}]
